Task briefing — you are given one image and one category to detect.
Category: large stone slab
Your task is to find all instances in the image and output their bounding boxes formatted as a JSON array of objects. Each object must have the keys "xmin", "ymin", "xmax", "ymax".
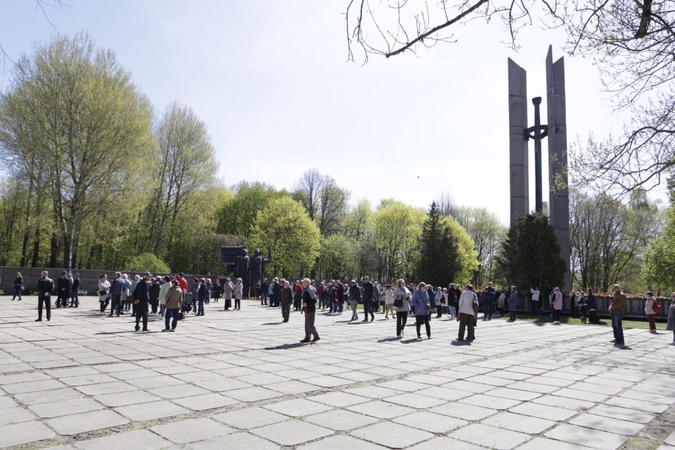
[
  {"xmin": 46, "ymin": 409, "xmax": 128, "ymax": 435},
  {"xmin": 151, "ymin": 418, "xmax": 234, "ymax": 444},
  {"xmin": 250, "ymin": 419, "xmax": 333, "ymax": 447},
  {"xmin": 75, "ymin": 429, "xmax": 172, "ymax": 450}
]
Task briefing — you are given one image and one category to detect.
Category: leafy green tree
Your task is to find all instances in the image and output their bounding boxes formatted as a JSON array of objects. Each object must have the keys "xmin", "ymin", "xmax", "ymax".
[
  {"xmin": 163, "ymin": 187, "xmax": 234, "ymax": 272},
  {"xmin": 418, "ymin": 202, "xmax": 460, "ymax": 287},
  {"xmin": 447, "ymin": 216, "xmax": 481, "ymax": 284},
  {"xmin": 453, "ymin": 206, "xmax": 507, "ymax": 286},
  {"xmin": 343, "ymin": 199, "xmax": 379, "ymax": 278},
  {"xmin": 249, "ymin": 196, "xmax": 320, "ymax": 277},
  {"xmin": 0, "ymin": 32, "xmax": 153, "ymax": 268},
  {"xmin": 125, "ymin": 252, "xmax": 170, "ymax": 274},
  {"xmin": 373, "ymin": 200, "xmax": 425, "ymax": 281},
  {"xmin": 216, "ymin": 182, "xmax": 286, "ymax": 239},
  {"xmin": 145, "ymin": 101, "xmax": 218, "ymax": 256},
  {"xmin": 314, "ymin": 234, "xmax": 356, "ymax": 280},
  {"xmin": 570, "ymin": 189, "xmax": 658, "ymax": 292},
  {"xmin": 644, "ymin": 207, "xmax": 675, "ymax": 292},
  {"xmin": 498, "ymin": 213, "xmax": 565, "ymax": 294}
]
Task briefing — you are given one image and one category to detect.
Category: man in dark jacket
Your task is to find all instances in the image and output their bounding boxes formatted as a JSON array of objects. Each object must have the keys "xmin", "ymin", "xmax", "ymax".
[
  {"xmin": 300, "ymin": 278, "xmax": 320, "ymax": 343},
  {"xmin": 149, "ymin": 277, "xmax": 161, "ymax": 314},
  {"xmin": 36, "ymin": 271, "xmax": 54, "ymax": 322},
  {"xmin": 260, "ymin": 278, "xmax": 268, "ymax": 305},
  {"xmin": 56, "ymin": 271, "xmax": 72, "ymax": 308},
  {"xmin": 361, "ymin": 276, "xmax": 375, "ymax": 322},
  {"xmin": 280, "ymin": 279, "xmax": 293, "ymax": 322},
  {"xmin": 70, "ymin": 273, "xmax": 81, "ymax": 307},
  {"xmin": 273, "ymin": 278, "xmax": 282, "ymax": 308},
  {"xmin": 133, "ymin": 272, "xmax": 152, "ymax": 331},
  {"xmin": 109, "ymin": 272, "xmax": 126, "ymax": 317}
]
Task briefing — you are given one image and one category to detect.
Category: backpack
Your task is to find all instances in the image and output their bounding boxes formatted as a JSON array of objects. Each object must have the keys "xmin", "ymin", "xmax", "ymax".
[{"xmin": 589, "ymin": 309, "xmax": 600, "ymax": 325}]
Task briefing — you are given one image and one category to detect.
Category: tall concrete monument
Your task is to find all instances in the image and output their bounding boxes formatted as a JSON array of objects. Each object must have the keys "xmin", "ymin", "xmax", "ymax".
[{"xmin": 508, "ymin": 46, "xmax": 571, "ymax": 292}]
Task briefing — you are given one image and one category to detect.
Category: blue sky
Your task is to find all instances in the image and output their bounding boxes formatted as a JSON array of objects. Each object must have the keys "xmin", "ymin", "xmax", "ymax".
[{"xmin": 0, "ymin": 1, "xmax": 629, "ymax": 224}]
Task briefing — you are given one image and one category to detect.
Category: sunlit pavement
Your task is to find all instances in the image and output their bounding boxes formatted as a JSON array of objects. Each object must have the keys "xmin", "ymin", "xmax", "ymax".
[{"xmin": 1, "ymin": 296, "xmax": 674, "ymax": 449}]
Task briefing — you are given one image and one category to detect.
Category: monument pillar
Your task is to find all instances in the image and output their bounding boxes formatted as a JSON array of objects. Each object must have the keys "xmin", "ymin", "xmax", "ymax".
[
  {"xmin": 508, "ymin": 58, "xmax": 529, "ymax": 224},
  {"xmin": 508, "ymin": 47, "xmax": 571, "ymax": 293},
  {"xmin": 546, "ymin": 46, "xmax": 571, "ymax": 293}
]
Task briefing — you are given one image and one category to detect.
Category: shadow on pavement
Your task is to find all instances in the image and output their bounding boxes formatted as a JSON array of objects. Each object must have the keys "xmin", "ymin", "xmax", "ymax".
[
  {"xmin": 262, "ymin": 322, "xmax": 283, "ymax": 326},
  {"xmin": 451, "ymin": 340, "xmax": 472, "ymax": 346},
  {"xmin": 264, "ymin": 343, "xmax": 305, "ymax": 350},
  {"xmin": 377, "ymin": 337, "xmax": 400, "ymax": 343}
]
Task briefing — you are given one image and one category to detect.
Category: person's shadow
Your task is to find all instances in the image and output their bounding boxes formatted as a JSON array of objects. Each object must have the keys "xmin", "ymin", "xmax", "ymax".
[
  {"xmin": 264, "ymin": 343, "xmax": 306, "ymax": 350},
  {"xmin": 451, "ymin": 340, "xmax": 471, "ymax": 345}
]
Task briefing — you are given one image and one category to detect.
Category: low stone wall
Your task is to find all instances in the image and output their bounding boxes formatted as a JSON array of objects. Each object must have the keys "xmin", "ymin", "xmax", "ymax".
[
  {"xmin": 0, "ymin": 266, "xmax": 200, "ymax": 295},
  {"xmin": 517, "ymin": 294, "xmax": 670, "ymax": 320}
]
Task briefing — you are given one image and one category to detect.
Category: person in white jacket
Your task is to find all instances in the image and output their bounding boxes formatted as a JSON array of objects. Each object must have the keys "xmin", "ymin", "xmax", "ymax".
[
  {"xmin": 158, "ymin": 276, "xmax": 172, "ymax": 317},
  {"xmin": 457, "ymin": 284, "xmax": 477, "ymax": 342}
]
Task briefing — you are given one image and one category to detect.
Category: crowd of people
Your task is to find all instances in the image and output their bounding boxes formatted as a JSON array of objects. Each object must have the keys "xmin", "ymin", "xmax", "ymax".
[{"xmin": 19, "ymin": 270, "xmax": 675, "ymax": 346}]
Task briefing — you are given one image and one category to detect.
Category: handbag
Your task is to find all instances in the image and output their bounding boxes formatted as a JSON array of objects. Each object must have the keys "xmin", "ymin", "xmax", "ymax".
[
  {"xmin": 178, "ymin": 312, "xmax": 186, "ymax": 321},
  {"xmin": 394, "ymin": 298, "xmax": 403, "ymax": 308},
  {"xmin": 653, "ymin": 301, "xmax": 661, "ymax": 314}
]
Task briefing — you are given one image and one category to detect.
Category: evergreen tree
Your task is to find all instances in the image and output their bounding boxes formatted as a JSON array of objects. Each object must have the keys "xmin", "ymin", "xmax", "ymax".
[
  {"xmin": 498, "ymin": 213, "xmax": 565, "ymax": 294},
  {"xmin": 418, "ymin": 202, "xmax": 460, "ymax": 287}
]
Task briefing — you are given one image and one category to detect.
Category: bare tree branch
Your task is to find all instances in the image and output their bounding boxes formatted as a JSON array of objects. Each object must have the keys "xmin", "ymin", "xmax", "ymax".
[{"xmin": 386, "ymin": 0, "xmax": 489, "ymax": 57}]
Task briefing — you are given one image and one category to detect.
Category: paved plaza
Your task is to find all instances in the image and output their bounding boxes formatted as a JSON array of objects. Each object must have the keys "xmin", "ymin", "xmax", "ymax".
[{"xmin": 1, "ymin": 296, "xmax": 675, "ymax": 449}]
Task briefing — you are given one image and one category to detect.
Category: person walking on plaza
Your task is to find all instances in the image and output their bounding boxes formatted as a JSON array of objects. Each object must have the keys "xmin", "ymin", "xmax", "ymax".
[
  {"xmin": 163, "ymin": 280, "xmax": 182, "ymax": 332},
  {"xmin": 384, "ymin": 284, "xmax": 395, "ymax": 319},
  {"xmin": 197, "ymin": 277, "xmax": 208, "ymax": 316},
  {"xmin": 176, "ymin": 272, "xmax": 188, "ymax": 311},
  {"xmin": 293, "ymin": 279, "xmax": 303, "ymax": 311},
  {"xmin": 394, "ymin": 279, "xmax": 411, "ymax": 338},
  {"xmin": 98, "ymin": 274, "xmax": 111, "ymax": 314},
  {"xmin": 507, "ymin": 286, "xmax": 518, "ymax": 322},
  {"xmin": 530, "ymin": 286, "xmax": 541, "ymax": 314},
  {"xmin": 300, "ymin": 278, "xmax": 320, "ymax": 343},
  {"xmin": 412, "ymin": 282, "xmax": 431, "ymax": 339},
  {"xmin": 457, "ymin": 284, "xmax": 478, "ymax": 341},
  {"xmin": 12, "ymin": 272, "xmax": 23, "ymax": 301},
  {"xmin": 233, "ymin": 277, "xmax": 243, "ymax": 310},
  {"xmin": 667, "ymin": 292, "xmax": 675, "ymax": 344},
  {"xmin": 280, "ymin": 279, "xmax": 293, "ymax": 322},
  {"xmin": 149, "ymin": 276, "xmax": 160, "ymax": 314},
  {"xmin": 56, "ymin": 270, "xmax": 72, "ymax": 308},
  {"xmin": 645, "ymin": 291, "xmax": 658, "ymax": 333},
  {"xmin": 70, "ymin": 273, "xmax": 80, "ymax": 307},
  {"xmin": 109, "ymin": 272, "xmax": 126, "ymax": 317},
  {"xmin": 259, "ymin": 277, "xmax": 268, "ymax": 305},
  {"xmin": 158, "ymin": 275, "xmax": 171, "ymax": 317},
  {"xmin": 434, "ymin": 286, "xmax": 444, "ymax": 318},
  {"xmin": 446, "ymin": 283, "xmax": 457, "ymax": 319},
  {"xmin": 133, "ymin": 272, "xmax": 152, "ymax": 332},
  {"xmin": 483, "ymin": 282, "xmax": 496, "ymax": 320},
  {"xmin": 190, "ymin": 278, "xmax": 200, "ymax": 314},
  {"xmin": 36, "ymin": 271, "xmax": 54, "ymax": 322},
  {"xmin": 127, "ymin": 274, "xmax": 140, "ymax": 313},
  {"xmin": 223, "ymin": 277, "xmax": 234, "ymax": 310},
  {"xmin": 552, "ymin": 287, "xmax": 563, "ymax": 324},
  {"xmin": 361, "ymin": 276, "xmax": 375, "ymax": 322},
  {"xmin": 609, "ymin": 283, "xmax": 627, "ymax": 346},
  {"xmin": 348, "ymin": 280, "xmax": 361, "ymax": 322},
  {"xmin": 497, "ymin": 289, "xmax": 506, "ymax": 317}
]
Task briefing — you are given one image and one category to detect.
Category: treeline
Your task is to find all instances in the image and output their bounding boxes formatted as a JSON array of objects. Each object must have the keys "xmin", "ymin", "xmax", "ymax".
[
  {"xmin": 3, "ymin": 32, "xmax": 667, "ymax": 293},
  {"xmin": 0, "ymin": 33, "xmax": 505, "ymax": 285},
  {"xmin": 0, "ymin": 33, "xmax": 225, "ymax": 273}
]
